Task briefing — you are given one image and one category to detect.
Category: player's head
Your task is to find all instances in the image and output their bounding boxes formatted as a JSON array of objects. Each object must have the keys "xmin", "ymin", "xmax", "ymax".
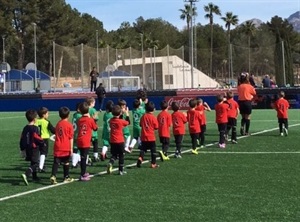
[
  {"xmin": 37, "ymin": 107, "xmax": 49, "ymax": 118},
  {"xmin": 238, "ymin": 72, "xmax": 250, "ymax": 85},
  {"xmin": 216, "ymin": 94, "xmax": 224, "ymax": 103},
  {"xmin": 197, "ymin": 98, "xmax": 203, "ymax": 105},
  {"xmin": 79, "ymin": 102, "xmax": 89, "ymax": 115},
  {"xmin": 171, "ymin": 102, "xmax": 179, "ymax": 112},
  {"xmin": 112, "ymin": 105, "xmax": 122, "ymax": 117},
  {"xmin": 279, "ymin": 91, "xmax": 285, "ymax": 98},
  {"xmin": 160, "ymin": 100, "xmax": 168, "ymax": 110},
  {"xmin": 105, "ymin": 100, "xmax": 114, "ymax": 112},
  {"xmin": 85, "ymin": 97, "xmax": 95, "ymax": 107},
  {"xmin": 118, "ymin": 99, "xmax": 127, "ymax": 107},
  {"xmin": 25, "ymin": 109, "xmax": 38, "ymax": 122},
  {"xmin": 189, "ymin": 99, "xmax": 197, "ymax": 108},
  {"xmin": 226, "ymin": 91, "xmax": 234, "ymax": 99},
  {"xmin": 59, "ymin": 106, "xmax": 70, "ymax": 119},
  {"xmin": 145, "ymin": 101, "xmax": 155, "ymax": 112},
  {"xmin": 133, "ymin": 99, "xmax": 141, "ymax": 109}
]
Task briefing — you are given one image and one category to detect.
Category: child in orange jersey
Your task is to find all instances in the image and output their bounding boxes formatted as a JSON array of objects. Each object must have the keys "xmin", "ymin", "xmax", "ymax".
[
  {"xmin": 274, "ymin": 91, "xmax": 289, "ymax": 136},
  {"xmin": 195, "ymin": 98, "xmax": 211, "ymax": 148},
  {"xmin": 157, "ymin": 100, "xmax": 172, "ymax": 161},
  {"xmin": 137, "ymin": 101, "xmax": 159, "ymax": 168},
  {"xmin": 215, "ymin": 94, "xmax": 229, "ymax": 148},
  {"xmin": 226, "ymin": 91, "xmax": 240, "ymax": 144},
  {"xmin": 187, "ymin": 99, "xmax": 202, "ymax": 155},
  {"xmin": 171, "ymin": 101, "xmax": 187, "ymax": 158}
]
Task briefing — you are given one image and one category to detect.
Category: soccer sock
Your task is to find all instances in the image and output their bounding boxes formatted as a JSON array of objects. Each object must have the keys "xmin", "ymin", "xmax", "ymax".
[
  {"xmin": 63, "ymin": 163, "xmax": 70, "ymax": 178},
  {"xmin": 92, "ymin": 140, "xmax": 98, "ymax": 153},
  {"xmin": 72, "ymin": 153, "xmax": 79, "ymax": 166},
  {"xmin": 39, "ymin": 154, "xmax": 45, "ymax": 170},
  {"xmin": 32, "ymin": 172, "xmax": 38, "ymax": 179},
  {"xmin": 245, "ymin": 119, "xmax": 250, "ymax": 133},
  {"xmin": 232, "ymin": 126, "xmax": 237, "ymax": 140},
  {"xmin": 151, "ymin": 151, "xmax": 156, "ymax": 165},
  {"xmin": 102, "ymin": 146, "xmax": 108, "ymax": 155},
  {"xmin": 93, "ymin": 152, "xmax": 99, "ymax": 159},
  {"xmin": 279, "ymin": 123, "xmax": 283, "ymax": 133},
  {"xmin": 125, "ymin": 135, "xmax": 131, "ymax": 149},
  {"xmin": 86, "ymin": 155, "xmax": 89, "ymax": 164},
  {"xmin": 241, "ymin": 118, "xmax": 246, "ymax": 127},
  {"xmin": 129, "ymin": 138, "xmax": 137, "ymax": 148},
  {"xmin": 51, "ymin": 162, "xmax": 59, "ymax": 177}
]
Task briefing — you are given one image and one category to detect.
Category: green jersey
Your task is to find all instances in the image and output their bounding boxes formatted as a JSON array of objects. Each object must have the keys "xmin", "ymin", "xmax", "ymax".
[
  {"xmin": 72, "ymin": 111, "xmax": 82, "ymax": 140},
  {"xmin": 89, "ymin": 107, "xmax": 98, "ymax": 138},
  {"xmin": 121, "ymin": 113, "xmax": 130, "ymax": 137},
  {"xmin": 102, "ymin": 111, "xmax": 113, "ymax": 146},
  {"xmin": 132, "ymin": 107, "xmax": 145, "ymax": 138}
]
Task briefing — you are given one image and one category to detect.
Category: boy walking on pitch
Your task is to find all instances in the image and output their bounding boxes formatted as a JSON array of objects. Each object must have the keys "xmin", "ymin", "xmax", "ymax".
[
  {"xmin": 275, "ymin": 91, "xmax": 289, "ymax": 136},
  {"xmin": 118, "ymin": 99, "xmax": 132, "ymax": 153},
  {"xmin": 215, "ymin": 94, "xmax": 229, "ymax": 148},
  {"xmin": 157, "ymin": 100, "xmax": 172, "ymax": 161},
  {"xmin": 20, "ymin": 109, "xmax": 45, "ymax": 185},
  {"xmin": 106, "ymin": 105, "xmax": 130, "ymax": 175},
  {"xmin": 187, "ymin": 99, "xmax": 202, "ymax": 155},
  {"xmin": 36, "ymin": 107, "xmax": 56, "ymax": 172},
  {"xmin": 171, "ymin": 102, "xmax": 187, "ymax": 158},
  {"xmin": 226, "ymin": 91, "xmax": 239, "ymax": 144},
  {"xmin": 77, "ymin": 102, "xmax": 98, "ymax": 181},
  {"xmin": 50, "ymin": 107, "xmax": 74, "ymax": 184},
  {"xmin": 137, "ymin": 101, "xmax": 159, "ymax": 168}
]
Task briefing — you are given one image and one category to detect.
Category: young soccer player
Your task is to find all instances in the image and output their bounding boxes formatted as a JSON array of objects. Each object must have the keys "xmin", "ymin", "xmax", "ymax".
[
  {"xmin": 127, "ymin": 98, "xmax": 145, "ymax": 152},
  {"xmin": 106, "ymin": 105, "xmax": 130, "ymax": 175},
  {"xmin": 137, "ymin": 101, "xmax": 159, "ymax": 168},
  {"xmin": 195, "ymin": 98, "xmax": 211, "ymax": 148},
  {"xmin": 77, "ymin": 102, "xmax": 98, "ymax": 181},
  {"xmin": 71, "ymin": 103, "xmax": 82, "ymax": 168},
  {"xmin": 118, "ymin": 99, "xmax": 131, "ymax": 153},
  {"xmin": 50, "ymin": 107, "xmax": 74, "ymax": 184},
  {"xmin": 35, "ymin": 107, "xmax": 56, "ymax": 172},
  {"xmin": 101, "ymin": 100, "xmax": 114, "ymax": 160},
  {"xmin": 226, "ymin": 91, "xmax": 240, "ymax": 144},
  {"xmin": 20, "ymin": 109, "xmax": 45, "ymax": 186},
  {"xmin": 215, "ymin": 94, "xmax": 229, "ymax": 148},
  {"xmin": 157, "ymin": 100, "xmax": 172, "ymax": 161},
  {"xmin": 187, "ymin": 99, "xmax": 202, "ymax": 155},
  {"xmin": 171, "ymin": 101, "xmax": 187, "ymax": 158},
  {"xmin": 86, "ymin": 97, "xmax": 99, "ymax": 162},
  {"xmin": 274, "ymin": 91, "xmax": 289, "ymax": 136}
]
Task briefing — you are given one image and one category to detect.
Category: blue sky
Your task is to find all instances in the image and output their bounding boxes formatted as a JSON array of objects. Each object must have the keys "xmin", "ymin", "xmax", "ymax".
[{"xmin": 65, "ymin": 0, "xmax": 300, "ymax": 31}]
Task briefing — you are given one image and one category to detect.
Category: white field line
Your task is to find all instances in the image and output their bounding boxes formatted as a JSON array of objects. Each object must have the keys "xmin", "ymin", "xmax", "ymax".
[{"xmin": 0, "ymin": 123, "xmax": 300, "ymax": 202}]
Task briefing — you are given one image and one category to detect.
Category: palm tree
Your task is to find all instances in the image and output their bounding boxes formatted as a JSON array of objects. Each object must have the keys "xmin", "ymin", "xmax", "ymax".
[
  {"xmin": 241, "ymin": 21, "xmax": 256, "ymax": 74},
  {"xmin": 204, "ymin": 2, "xmax": 221, "ymax": 77},
  {"xmin": 221, "ymin": 12, "xmax": 239, "ymax": 80}
]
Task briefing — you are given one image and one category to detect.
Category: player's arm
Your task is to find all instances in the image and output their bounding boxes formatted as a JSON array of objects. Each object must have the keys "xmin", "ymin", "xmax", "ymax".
[
  {"xmin": 204, "ymin": 102, "xmax": 211, "ymax": 111},
  {"xmin": 47, "ymin": 121, "xmax": 56, "ymax": 134}
]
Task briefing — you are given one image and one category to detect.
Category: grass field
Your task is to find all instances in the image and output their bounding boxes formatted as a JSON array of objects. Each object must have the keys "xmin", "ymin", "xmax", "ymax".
[{"xmin": 0, "ymin": 109, "xmax": 300, "ymax": 222}]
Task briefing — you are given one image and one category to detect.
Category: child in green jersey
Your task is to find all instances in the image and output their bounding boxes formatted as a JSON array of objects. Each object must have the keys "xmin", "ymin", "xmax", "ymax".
[
  {"xmin": 101, "ymin": 100, "xmax": 114, "ymax": 161},
  {"xmin": 71, "ymin": 102, "xmax": 82, "ymax": 167},
  {"xmin": 85, "ymin": 97, "xmax": 99, "ymax": 162}
]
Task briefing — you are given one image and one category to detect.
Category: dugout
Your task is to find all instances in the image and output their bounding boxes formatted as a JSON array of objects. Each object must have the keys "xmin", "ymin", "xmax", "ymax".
[{"xmin": 5, "ymin": 69, "xmax": 51, "ymax": 92}]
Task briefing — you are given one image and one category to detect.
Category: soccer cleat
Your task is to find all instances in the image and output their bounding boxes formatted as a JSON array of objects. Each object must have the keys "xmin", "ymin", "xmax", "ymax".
[
  {"xmin": 137, "ymin": 157, "xmax": 143, "ymax": 168},
  {"xmin": 124, "ymin": 147, "xmax": 131, "ymax": 153},
  {"xmin": 107, "ymin": 163, "xmax": 113, "ymax": 174},
  {"xmin": 150, "ymin": 163, "xmax": 159, "ymax": 168},
  {"xmin": 50, "ymin": 176, "xmax": 57, "ymax": 185},
  {"xmin": 63, "ymin": 177, "xmax": 74, "ymax": 183},
  {"xmin": 21, "ymin": 174, "xmax": 29, "ymax": 186},
  {"xmin": 191, "ymin": 149, "xmax": 198, "ymax": 155},
  {"xmin": 119, "ymin": 171, "xmax": 127, "ymax": 175},
  {"xmin": 165, "ymin": 156, "xmax": 170, "ymax": 161},
  {"xmin": 219, "ymin": 143, "xmax": 226, "ymax": 149},
  {"xmin": 80, "ymin": 175, "xmax": 90, "ymax": 181},
  {"xmin": 83, "ymin": 172, "xmax": 90, "ymax": 177},
  {"xmin": 158, "ymin": 151, "xmax": 168, "ymax": 161},
  {"xmin": 100, "ymin": 153, "xmax": 106, "ymax": 161},
  {"xmin": 284, "ymin": 128, "xmax": 288, "ymax": 136},
  {"xmin": 231, "ymin": 140, "xmax": 238, "ymax": 144},
  {"xmin": 280, "ymin": 133, "xmax": 284, "ymax": 136}
]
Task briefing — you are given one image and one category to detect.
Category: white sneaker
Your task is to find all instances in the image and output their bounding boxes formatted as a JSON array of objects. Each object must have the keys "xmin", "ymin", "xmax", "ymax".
[
  {"xmin": 124, "ymin": 147, "xmax": 131, "ymax": 153},
  {"xmin": 280, "ymin": 133, "xmax": 284, "ymax": 136}
]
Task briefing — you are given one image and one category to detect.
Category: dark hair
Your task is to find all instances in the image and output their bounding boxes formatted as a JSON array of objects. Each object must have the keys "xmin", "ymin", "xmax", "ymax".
[
  {"xmin": 189, "ymin": 99, "xmax": 197, "ymax": 108},
  {"xmin": 279, "ymin": 91, "xmax": 285, "ymax": 98},
  {"xmin": 145, "ymin": 101, "xmax": 155, "ymax": 112},
  {"xmin": 196, "ymin": 98, "xmax": 203, "ymax": 105},
  {"xmin": 79, "ymin": 102, "xmax": 89, "ymax": 114},
  {"xmin": 112, "ymin": 105, "xmax": 122, "ymax": 116},
  {"xmin": 59, "ymin": 106, "xmax": 70, "ymax": 119},
  {"xmin": 37, "ymin": 107, "xmax": 48, "ymax": 118},
  {"xmin": 171, "ymin": 102, "xmax": 179, "ymax": 112},
  {"xmin": 238, "ymin": 72, "xmax": 250, "ymax": 85},
  {"xmin": 226, "ymin": 91, "xmax": 234, "ymax": 99},
  {"xmin": 160, "ymin": 100, "xmax": 168, "ymax": 110},
  {"xmin": 133, "ymin": 99, "xmax": 141, "ymax": 109},
  {"xmin": 85, "ymin": 97, "xmax": 95, "ymax": 106},
  {"xmin": 216, "ymin": 94, "xmax": 224, "ymax": 102},
  {"xmin": 118, "ymin": 99, "xmax": 127, "ymax": 106},
  {"xmin": 105, "ymin": 100, "xmax": 114, "ymax": 112},
  {"xmin": 25, "ymin": 109, "xmax": 37, "ymax": 122}
]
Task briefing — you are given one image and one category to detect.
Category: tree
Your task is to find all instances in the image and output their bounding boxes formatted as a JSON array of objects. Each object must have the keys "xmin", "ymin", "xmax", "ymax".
[
  {"xmin": 221, "ymin": 12, "xmax": 239, "ymax": 79},
  {"xmin": 204, "ymin": 2, "xmax": 221, "ymax": 77},
  {"xmin": 241, "ymin": 21, "xmax": 256, "ymax": 74}
]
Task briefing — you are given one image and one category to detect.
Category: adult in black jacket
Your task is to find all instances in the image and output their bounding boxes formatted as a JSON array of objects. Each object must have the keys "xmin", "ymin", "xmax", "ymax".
[
  {"xmin": 90, "ymin": 67, "xmax": 98, "ymax": 91},
  {"xmin": 95, "ymin": 83, "xmax": 106, "ymax": 111}
]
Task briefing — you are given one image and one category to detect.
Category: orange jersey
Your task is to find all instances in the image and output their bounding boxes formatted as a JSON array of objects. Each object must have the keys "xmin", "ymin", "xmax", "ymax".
[
  {"xmin": 226, "ymin": 98, "xmax": 239, "ymax": 119},
  {"xmin": 237, "ymin": 83, "xmax": 256, "ymax": 101},
  {"xmin": 140, "ymin": 113, "xmax": 158, "ymax": 141},
  {"xmin": 275, "ymin": 98, "xmax": 289, "ymax": 118},
  {"xmin": 187, "ymin": 109, "xmax": 202, "ymax": 134},
  {"xmin": 53, "ymin": 120, "xmax": 74, "ymax": 157},
  {"xmin": 195, "ymin": 104, "xmax": 207, "ymax": 125},
  {"xmin": 215, "ymin": 102, "xmax": 229, "ymax": 124},
  {"xmin": 157, "ymin": 110, "xmax": 172, "ymax": 138},
  {"xmin": 171, "ymin": 111, "xmax": 187, "ymax": 135}
]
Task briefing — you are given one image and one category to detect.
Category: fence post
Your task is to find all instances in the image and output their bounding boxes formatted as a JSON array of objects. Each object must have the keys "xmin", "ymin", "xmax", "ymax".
[{"xmin": 81, "ymin": 43, "xmax": 84, "ymax": 90}]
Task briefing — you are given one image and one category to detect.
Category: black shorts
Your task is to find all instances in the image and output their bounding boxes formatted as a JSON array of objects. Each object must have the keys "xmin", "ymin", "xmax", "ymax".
[
  {"xmin": 227, "ymin": 118, "xmax": 237, "ymax": 127},
  {"xmin": 238, "ymin": 100, "xmax": 252, "ymax": 115},
  {"xmin": 159, "ymin": 137, "xmax": 170, "ymax": 145}
]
